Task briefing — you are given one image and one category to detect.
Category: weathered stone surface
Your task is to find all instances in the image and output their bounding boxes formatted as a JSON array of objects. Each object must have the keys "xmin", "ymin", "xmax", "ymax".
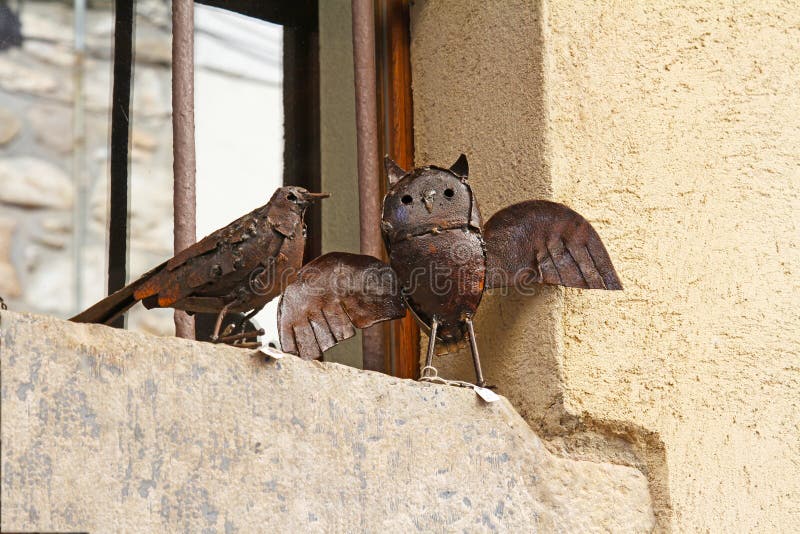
[
  {"xmin": 0, "ymin": 312, "xmax": 655, "ymax": 532},
  {"xmin": 0, "ymin": 56, "xmax": 58, "ymax": 96},
  {"xmin": 84, "ymin": 63, "xmax": 169, "ymax": 117},
  {"xmin": 0, "ymin": 107, "xmax": 21, "ymax": 145},
  {"xmin": 19, "ymin": 7, "xmax": 73, "ymax": 44},
  {"xmin": 0, "ymin": 157, "xmax": 73, "ymax": 209},
  {"xmin": 132, "ymin": 68, "xmax": 170, "ymax": 117},
  {"xmin": 22, "ymin": 41, "xmax": 76, "ymax": 68},
  {"xmin": 135, "ymin": 36, "xmax": 172, "ymax": 65},
  {"xmin": 27, "ymin": 104, "xmax": 73, "ymax": 154},
  {"xmin": 32, "ymin": 215, "xmax": 72, "ymax": 250},
  {"xmin": 23, "ymin": 254, "xmax": 72, "ymax": 315},
  {"xmin": 132, "ymin": 127, "xmax": 158, "ymax": 151},
  {"xmin": 89, "ymin": 165, "xmax": 173, "ymax": 249},
  {"xmin": 0, "ymin": 219, "xmax": 20, "ymax": 298}
]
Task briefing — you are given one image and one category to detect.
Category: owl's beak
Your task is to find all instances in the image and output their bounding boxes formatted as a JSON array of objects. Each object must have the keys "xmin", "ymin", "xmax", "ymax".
[{"xmin": 422, "ymin": 190, "xmax": 436, "ymax": 213}]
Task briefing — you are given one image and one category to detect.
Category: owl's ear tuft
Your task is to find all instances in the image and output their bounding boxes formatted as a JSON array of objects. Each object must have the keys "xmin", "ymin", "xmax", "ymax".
[
  {"xmin": 449, "ymin": 153, "xmax": 469, "ymax": 178},
  {"xmin": 385, "ymin": 156, "xmax": 408, "ymax": 186}
]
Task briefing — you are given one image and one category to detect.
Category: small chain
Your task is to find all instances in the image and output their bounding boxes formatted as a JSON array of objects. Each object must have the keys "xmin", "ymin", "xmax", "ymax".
[
  {"xmin": 0, "ymin": 296, "xmax": 6, "ymax": 310},
  {"xmin": 419, "ymin": 365, "xmax": 478, "ymax": 389}
]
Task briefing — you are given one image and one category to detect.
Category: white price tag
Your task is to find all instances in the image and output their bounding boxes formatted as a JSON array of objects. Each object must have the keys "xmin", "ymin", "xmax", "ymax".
[
  {"xmin": 259, "ymin": 347, "xmax": 287, "ymax": 360},
  {"xmin": 474, "ymin": 386, "xmax": 500, "ymax": 403}
]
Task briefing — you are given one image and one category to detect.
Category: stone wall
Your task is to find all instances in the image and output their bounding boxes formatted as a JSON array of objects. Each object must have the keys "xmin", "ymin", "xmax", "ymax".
[
  {"xmin": 0, "ymin": 311, "xmax": 655, "ymax": 532},
  {"xmin": 0, "ymin": 1, "xmax": 177, "ymax": 334},
  {"xmin": 410, "ymin": 0, "xmax": 800, "ymax": 531},
  {"xmin": 0, "ymin": 1, "xmax": 284, "ymax": 341}
]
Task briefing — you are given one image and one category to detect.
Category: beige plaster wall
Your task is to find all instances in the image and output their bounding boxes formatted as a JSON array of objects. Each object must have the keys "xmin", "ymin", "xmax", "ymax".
[{"xmin": 411, "ymin": 0, "xmax": 800, "ymax": 531}]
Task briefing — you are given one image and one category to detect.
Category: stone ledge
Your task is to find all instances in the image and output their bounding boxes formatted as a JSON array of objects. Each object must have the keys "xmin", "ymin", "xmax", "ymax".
[{"xmin": 0, "ymin": 311, "xmax": 654, "ymax": 531}]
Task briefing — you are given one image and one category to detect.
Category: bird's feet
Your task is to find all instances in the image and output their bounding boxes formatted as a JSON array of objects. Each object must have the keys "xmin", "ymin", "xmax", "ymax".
[{"xmin": 211, "ymin": 328, "xmax": 265, "ymax": 348}]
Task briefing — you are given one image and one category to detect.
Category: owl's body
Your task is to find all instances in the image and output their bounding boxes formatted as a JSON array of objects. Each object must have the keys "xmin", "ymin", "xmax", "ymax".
[{"xmin": 388, "ymin": 229, "xmax": 485, "ymax": 343}]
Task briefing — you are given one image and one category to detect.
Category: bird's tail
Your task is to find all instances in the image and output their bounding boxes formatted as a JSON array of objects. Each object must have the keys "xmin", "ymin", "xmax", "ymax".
[
  {"xmin": 70, "ymin": 261, "xmax": 167, "ymax": 325},
  {"xmin": 69, "ymin": 282, "xmax": 138, "ymax": 325}
]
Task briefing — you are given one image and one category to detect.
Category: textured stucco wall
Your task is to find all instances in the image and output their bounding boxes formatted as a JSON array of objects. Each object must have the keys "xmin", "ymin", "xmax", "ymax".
[
  {"xmin": 547, "ymin": 2, "xmax": 800, "ymax": 530},
  {"xmin": 411, "ymin": 0, "xmax": 799, "ymax": 531},
  {"xmin": 319, "ymin": 0, "xmax": 360, "ymax": 257},
  {"xmin": 0, "ymin": 312, "xmax": 654, "ymax": 532},
  {"xmin": 318, "ymin": 0, "xmax": 363, "ymax": 366}
]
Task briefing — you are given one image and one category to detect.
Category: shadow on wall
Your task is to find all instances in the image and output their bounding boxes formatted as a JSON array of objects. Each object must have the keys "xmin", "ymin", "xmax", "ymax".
[{"xmin": 409, "ymin": 0, "xmax": 671, "ymax": 529}]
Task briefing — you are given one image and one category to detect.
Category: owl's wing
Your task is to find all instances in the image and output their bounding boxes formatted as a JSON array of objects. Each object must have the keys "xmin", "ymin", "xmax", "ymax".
[
  {"xmin": 278, "ymin": 252, "xmax": 407, "ymax": 360},
  {"xmin": 484, "ymin": 200, "xmax": 622, "ymax": 291}
]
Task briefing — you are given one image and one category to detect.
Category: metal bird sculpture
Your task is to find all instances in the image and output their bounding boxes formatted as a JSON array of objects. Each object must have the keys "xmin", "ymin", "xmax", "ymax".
[
  {"xmin": 71, "ymin": 186, "xmax": 328, "ymax": 346},
  {"xmin": 278, "ymin": 155, "xmax": 621, "ymax": 386}
]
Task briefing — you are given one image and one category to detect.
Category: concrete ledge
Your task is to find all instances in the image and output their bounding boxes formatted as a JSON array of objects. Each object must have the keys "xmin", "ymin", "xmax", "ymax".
[{"xmin": 1, "ymin": 311, "xmax": 654, "ymax": 531}]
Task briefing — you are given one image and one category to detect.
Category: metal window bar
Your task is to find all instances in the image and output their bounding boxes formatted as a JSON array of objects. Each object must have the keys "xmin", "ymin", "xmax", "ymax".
[
  {"xmin": 107, "ymin": 0, "xmax": 134, "ymax": 329},
  {"xmin": 172, "ymin": 0, "xmax": 197, "ymax": 339},
  {"xmin": 351, "ymin": 0, "xmax": 385, "ymax": 372}
]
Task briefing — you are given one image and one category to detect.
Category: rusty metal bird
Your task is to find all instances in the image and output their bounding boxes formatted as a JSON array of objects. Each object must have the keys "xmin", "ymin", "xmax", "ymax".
[
  {"xmin": 71, "ymin": 186, "xmax": 328, "ymax": 346},
  {"xmin": 278, "ymin": 155, "xmax": 621, "ymax": 386}
]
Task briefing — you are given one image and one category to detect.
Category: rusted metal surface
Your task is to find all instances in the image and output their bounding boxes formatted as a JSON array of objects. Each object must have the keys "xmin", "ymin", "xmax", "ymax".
[
  {"xmin": 278, "ymin": 252, "xmax": 406, "ymax": 361},
  {"xmin": 382, "ymin": 155, "xmax": 485, "ymax": 345},
  {"xmin": 107, "ymin": 0, "xmax": 134, "ymax": 329},
  {"xmin": 71, "ymin": 187, "xmax": 327, "ymax": 347},
  {"xmin": 352, "ymin": 0, "xmax": 382, "ymax": 261},
  {"xmin": 484, "ymin": 200, "xmax": 622, "ymax": 291},
  {"xmin": 172, "ymin": 0, "xmax": 197, "ymax": 339},
  {"xmin": 279, "ymin": 155, "xmax": 621, "ymax": 387},
  {"xmin": 352, "ymin": 0, "xmax": 385, "ymax": 372}
]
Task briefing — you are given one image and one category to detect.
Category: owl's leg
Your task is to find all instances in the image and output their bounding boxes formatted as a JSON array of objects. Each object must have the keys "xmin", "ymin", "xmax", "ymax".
[
  {"xmin": 465, "ymin": 317, "xmax": 487, "ymax": 388},
  {"xmin": 235, "ymin": 305, "xmax": 264, "ymax": 334},
  {"xmin": 422, "ymin": 317, "xmax": 439, "ymax": 376}
]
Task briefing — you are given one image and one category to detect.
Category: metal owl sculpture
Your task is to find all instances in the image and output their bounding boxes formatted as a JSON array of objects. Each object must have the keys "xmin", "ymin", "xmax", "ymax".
[{"xmin": 278, "ymin": 155, "xmax": 621, "ymax": 387}]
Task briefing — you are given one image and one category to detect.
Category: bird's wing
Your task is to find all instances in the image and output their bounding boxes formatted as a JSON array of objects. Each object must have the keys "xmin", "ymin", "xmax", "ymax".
[
  {"xmin": 484, "ymin": 200, "xmax": 622, "ymax": 291},
  {"xmin": 134, "ymin": 207, "xmax": 286, "ymax": 308},
  {"xmin": 278, "ymin": 252, "xmax": 407, "ymax": 360},
  {"xmin": 166, "ymin": 205, "xmax": 268, "ymax": 271}
]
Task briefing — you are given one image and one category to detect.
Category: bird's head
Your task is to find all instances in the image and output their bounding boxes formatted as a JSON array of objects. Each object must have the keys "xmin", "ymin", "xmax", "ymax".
[
  {"xmin": 272, "ymin": 186, "xmax": 330, "ymax": 214},
  {"xmin": 381, "ymin": 154, "xmax": 481, "ymax": 242}
]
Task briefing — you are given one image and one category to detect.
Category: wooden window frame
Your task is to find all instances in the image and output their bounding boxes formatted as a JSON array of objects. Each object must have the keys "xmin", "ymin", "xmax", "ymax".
[{"xmin": 376, "ymin": 0, "xmax": 420, "ymax": 378}]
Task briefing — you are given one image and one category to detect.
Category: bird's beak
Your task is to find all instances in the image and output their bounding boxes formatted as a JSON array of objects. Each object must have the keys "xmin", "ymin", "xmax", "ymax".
[
  {"xmin": 422, "ymin": 190, "xmax": 436, "ymax": 213},
  {"xmin": 305, "ymin": 192, "xmax": 330, "ymax": 202}
]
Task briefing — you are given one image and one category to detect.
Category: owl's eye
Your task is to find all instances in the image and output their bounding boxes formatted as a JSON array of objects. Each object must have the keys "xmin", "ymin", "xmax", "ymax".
[
  {"xmin": 401, "ymin": 195, "xmax": 413, "ymax": 204},
  {"xmin": 287, "ymin": 193, "xmax": 297, "ymax": 202},
  {"xmin": 444, "ymin": 188, "xmax": 454, "ymax": 198}
]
